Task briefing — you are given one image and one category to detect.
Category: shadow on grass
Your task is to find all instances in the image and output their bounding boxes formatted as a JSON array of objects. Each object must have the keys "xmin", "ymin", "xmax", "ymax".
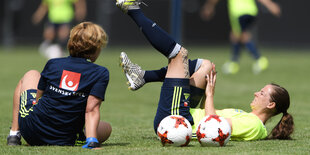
[
  {"xmin": 186, "ymin": 144, "xmax": 195, "ymax": 147},
  {"xmin": 101, "ymin": 142, "xmax": 130, "ymax": 147},
  {"xmin": 10, "ymin": 142, "xmax": 130, "ymax": 147}
]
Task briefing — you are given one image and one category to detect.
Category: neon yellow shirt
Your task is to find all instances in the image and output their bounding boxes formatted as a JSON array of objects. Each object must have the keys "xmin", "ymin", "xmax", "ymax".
[
  {"xmin": 228, "ymin": 0, "xmax": 258, "ymax": 17},
  {"xmin": 43, "ymin": 0, "xmax": 77, "ymax": 23},
  {"xmin": 228, "ymin": 0, "xmax": 258, "ymax": 35},
  {"xmin": 190, "ymin": 108, "xmax": 267, "ymax": 141}
]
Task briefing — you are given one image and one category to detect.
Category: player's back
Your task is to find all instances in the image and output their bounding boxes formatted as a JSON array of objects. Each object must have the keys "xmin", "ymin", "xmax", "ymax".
[{"xmin": 26, "ymin": 56, "xmax": 109, "ymax": 145}]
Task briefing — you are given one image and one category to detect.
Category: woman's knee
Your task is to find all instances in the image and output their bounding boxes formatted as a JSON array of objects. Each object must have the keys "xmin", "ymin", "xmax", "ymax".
[
  {"xmin": 22, "ymin": 70, "xmax": 40, "ymax": 81},
  {"xmin": 240, "ymin": 31, "xmax": 251, "ymax": 43},
  {"xmin": 20, "ymin": 70, "xmax": 40, "ymax": 91},
  {"xmin": 189, "ymin": 59, "xmax": 212, "ymax": 89},
  {"xmin": 199, "ymin": 59, "xmax": 212, "ymax": 74}
]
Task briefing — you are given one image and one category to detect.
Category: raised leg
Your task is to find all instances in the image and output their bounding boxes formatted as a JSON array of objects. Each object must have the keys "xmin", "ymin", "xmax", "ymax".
[{"xmin": 166, "ymin": 47, "xmax": 189, "ymax": 78}]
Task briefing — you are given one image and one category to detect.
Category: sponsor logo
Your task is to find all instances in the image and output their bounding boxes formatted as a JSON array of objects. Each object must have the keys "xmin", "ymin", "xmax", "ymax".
[
  {"xmin": 59, "ymin": 70, "xmax": 81, "ymax": 91},
  {"xmin": 184, "ymin": 93, "xmax": 190, "ymax": 100},
  {"xmin": 184, "ymin": 102, "xmax": 188, "ymax": 107},
  {"xmin": 30, "ymin": 93, "xmax": 36, "ymax": 98},
  {"xmin": 49, "ymin": 85, "xmax": 86, "ymax": 97}
]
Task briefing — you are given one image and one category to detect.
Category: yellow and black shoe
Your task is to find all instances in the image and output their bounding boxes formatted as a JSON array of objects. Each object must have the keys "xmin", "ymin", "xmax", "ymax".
[
  {"xmin": 116, "ymin": 0, "xmax": 143, "ymax": 13},
  {"xmin": 120, "ymin": 52, "xmax": 145, "ymax": 91},
  {"xmin": 252, "ymin": 56, "xmax": 269, "ymax": 74},
  {"xmin": 222, "ymin": 61, "xmax": 240, "ymax": 74}
]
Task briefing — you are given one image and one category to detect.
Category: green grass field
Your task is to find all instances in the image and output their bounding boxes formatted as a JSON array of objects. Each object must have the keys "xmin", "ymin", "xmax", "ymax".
[{"xmin": 0, "ymin": 46, "xmax": 309, "ymax": 154}]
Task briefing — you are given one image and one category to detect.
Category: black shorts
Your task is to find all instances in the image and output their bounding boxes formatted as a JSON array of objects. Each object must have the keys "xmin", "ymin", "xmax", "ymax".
[
  {"xmin": 18, "ymin": 89, "xmax": 45, "ymax": 145},
  {"xmin": 238, "ymin": 15, "xmax": 256, "ymax": 32},
  {"xmin": 153, "ymin": 78, "xmax": 194, "ymax": 133},
  {"xmin": 18, "ymin": 89, "xmax": 84, "ymax": 146}
]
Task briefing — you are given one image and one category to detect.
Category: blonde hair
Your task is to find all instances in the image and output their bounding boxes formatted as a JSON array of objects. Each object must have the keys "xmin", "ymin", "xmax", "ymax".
[{"xmin": 67, "ymin": 22, "xmax": 108, "ymax": 58}]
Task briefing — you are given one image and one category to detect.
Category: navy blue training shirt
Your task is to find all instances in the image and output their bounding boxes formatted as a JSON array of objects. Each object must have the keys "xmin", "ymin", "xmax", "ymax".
[{"xmin": 32, "ymin": 56, "xmax": 109, "ymax": 145}]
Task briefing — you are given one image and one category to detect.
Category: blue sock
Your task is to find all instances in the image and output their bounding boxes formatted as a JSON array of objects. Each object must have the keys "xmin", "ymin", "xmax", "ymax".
[
  {"xmin": 245, "ymin": 41, "xmax": 260, "ymax": 60},
  {"xmin": 128, "ymin": 9, "xmax": 177, "ymax": 58},
  {"xmin": 143, "ymin": 59, "xmax": 198, "ymax": 83},
  {"xmin": 231, "ymin": 42, "xmax": 241, "ymax": 62},
  {"xmin": 144, "ymin": 67, "xmax": 167, "ymax": 83}
]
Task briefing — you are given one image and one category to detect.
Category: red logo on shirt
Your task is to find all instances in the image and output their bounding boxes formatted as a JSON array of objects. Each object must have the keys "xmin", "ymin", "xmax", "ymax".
[{"xmin": 59, "ymin": 70, "xmax": 81, "ymax": 91}]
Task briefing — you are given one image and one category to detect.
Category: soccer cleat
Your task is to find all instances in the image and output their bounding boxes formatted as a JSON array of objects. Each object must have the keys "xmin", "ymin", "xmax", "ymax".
[
  {"xmin": 252, "ymin": 56, "xmax": 269, "ymax": 74},
  {"xmin": 75, "ymin": 131, "xmax": 86, "ymax": 146},
  {"xmin": 116, "ymin": 0, "xmax": 143, "ymax": 13},
  {"xmin": 222, "ymin": 61, "xmax": 240, "ymax": 74},
  {"xmin": 120, "ymin": 52, "xmax": 145, "ymax": 91},
  {"xmin": 7, "ymin": 133, "xmax": 21, "ymax": 146}
]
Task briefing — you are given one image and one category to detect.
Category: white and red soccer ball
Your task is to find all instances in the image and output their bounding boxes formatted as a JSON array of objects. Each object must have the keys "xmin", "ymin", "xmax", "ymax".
[
  {"xmin": 196, "ymin": 115, "xmax": 231, "ymax": 147},
  {"xmin": 157, "ymin": 115, "xmax": 192, "ymax": 147}
]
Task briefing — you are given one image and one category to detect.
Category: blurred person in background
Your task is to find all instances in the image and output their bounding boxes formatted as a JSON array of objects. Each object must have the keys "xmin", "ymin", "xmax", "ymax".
[
  {"xmin": 201, "ymin": 0, "xmax": 281, "ymax": 74},
  {"xmin": 32, "ymin": 0, "xmax": 86, "ymax": 59}
]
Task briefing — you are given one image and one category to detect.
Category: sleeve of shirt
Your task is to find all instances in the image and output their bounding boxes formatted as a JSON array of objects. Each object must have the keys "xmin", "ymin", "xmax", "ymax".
[
  {"xmin": 89, "ymin": 68, "xmax": 109, "ymax": 101},
  {"xmin": 37, "ymin": 60, "xmax": 51, "ymax": 91},
  {"xmin": 231, "ymin": 115, "xmax": 266, "ymax": 141}
]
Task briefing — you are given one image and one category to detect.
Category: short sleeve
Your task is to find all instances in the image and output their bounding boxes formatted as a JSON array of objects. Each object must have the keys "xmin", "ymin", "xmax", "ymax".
[
  {"xmin": 231, "ymin": 115, "xmax": 267, "ymax": 141},
  {"xmin": 89, "ymin": 69, "xmax": 109, "ymax": 101},
  {"xmin": 37, "ymin": 60, "xmax": 51, "ymax": 91},
  {"xmin": 38, "ymin": 76, "xmax": 47, "ymax": 91}
]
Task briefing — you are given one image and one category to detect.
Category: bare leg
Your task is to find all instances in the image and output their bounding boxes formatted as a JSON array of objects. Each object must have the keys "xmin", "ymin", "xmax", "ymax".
[
  {"xmin": 11, "ymin": 70, "xmax": 40, "ymax": 131},
  {"xmin": 166, "ymin": 47, "xmax": 189, "ymax": 78},
  {"xmin": 241, "ymin": 31, "xmax": 261, "ymax": 60},
  {"xmin": 189, "ymin": 59, "xmax": 212, "ymax": 89},
  {"xmin": 11, "ymin": 80, "xmax": 22, "ymax": 131},
  {"xmin": 240, "ymin": 31, "xmax": 251, "ymax": 44},
  {"xmin": 58, "ymin": 24, "xmax": 70, "ymax": 49},
  {"xmin": 230, "ymin": 31, "xmax": 241, "ymax": 44},
  {"xmin": 58, "ymin": 24, "xmax": 70, "ymax": 42},
  {"xmin": 44, "ymin": 26, "xmax": 55, "ymax": 42}
]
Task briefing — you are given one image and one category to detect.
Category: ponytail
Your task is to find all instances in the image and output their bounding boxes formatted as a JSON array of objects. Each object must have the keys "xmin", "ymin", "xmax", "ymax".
[
  {"xmin": 267, "ymin": 112, "xmax": 294, "ymax": 140},
  {"xmin": 267, "ymin": 83, "xmax": 294, "ymax": 140}
]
